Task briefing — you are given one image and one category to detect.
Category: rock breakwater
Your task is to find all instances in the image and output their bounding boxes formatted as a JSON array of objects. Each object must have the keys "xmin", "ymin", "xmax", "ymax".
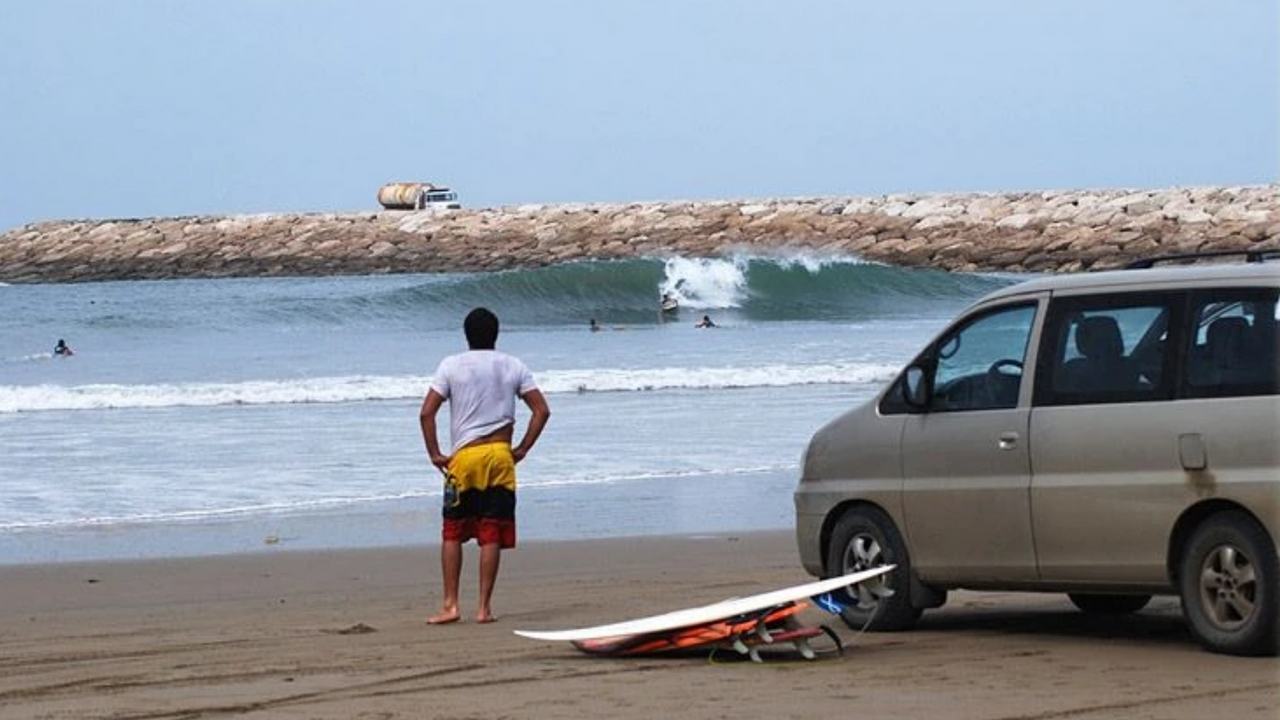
[{"xmin": 1, "ymin": 185, "xmax": 1277, "ymax": 283}]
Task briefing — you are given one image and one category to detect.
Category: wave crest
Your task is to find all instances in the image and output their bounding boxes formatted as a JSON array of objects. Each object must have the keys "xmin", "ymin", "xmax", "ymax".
[{"xmin": 0, "ymin": 361, "xmax": 899, "ymax": 413}]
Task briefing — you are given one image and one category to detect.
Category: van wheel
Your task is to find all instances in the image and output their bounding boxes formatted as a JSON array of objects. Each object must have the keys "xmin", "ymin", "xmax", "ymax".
[
  {"xmin": 1068, "ymin": 593, "xmax": 1151, "ymax": 615},
  {"xmin": 1178, "ymin": 510, "xmax": 1279, "ymax": 656},
  {"xmin": 825, "ymin": 506, "xmax": 922, "ymax": 631}
]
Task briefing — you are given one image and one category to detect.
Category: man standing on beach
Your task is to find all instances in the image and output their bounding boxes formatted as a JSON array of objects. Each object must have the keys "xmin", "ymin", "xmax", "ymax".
[{"xmin": 419, "ymin": 307, "xmax": 551, "ymax": 624}]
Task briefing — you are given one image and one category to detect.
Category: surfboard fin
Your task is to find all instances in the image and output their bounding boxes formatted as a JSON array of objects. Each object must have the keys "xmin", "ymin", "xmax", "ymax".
[{"xmin": 714, "ymin": 604, "xmax": 846, "ymax": 663}]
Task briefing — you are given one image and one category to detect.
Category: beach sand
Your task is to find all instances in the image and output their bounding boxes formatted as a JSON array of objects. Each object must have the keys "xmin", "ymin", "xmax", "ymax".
[{"xmin": 2, "ymin": 530, "xmax": 1276, "ymax": 719}]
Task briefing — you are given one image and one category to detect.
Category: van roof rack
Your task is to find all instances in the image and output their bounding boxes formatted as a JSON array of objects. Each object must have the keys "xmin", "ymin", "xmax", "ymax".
[{"xmin": 1125, "ymin": 248, "xmax": 1280, "ymax": 270}]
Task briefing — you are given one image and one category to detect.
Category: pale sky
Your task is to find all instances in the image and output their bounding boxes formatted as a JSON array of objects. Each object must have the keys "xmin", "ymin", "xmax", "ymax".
[{"xmin": 1, "ymin": 1, "xmax": 1276, "ymax": 232}]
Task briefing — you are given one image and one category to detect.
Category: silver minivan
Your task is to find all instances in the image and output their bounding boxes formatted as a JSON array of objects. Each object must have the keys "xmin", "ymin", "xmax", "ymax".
[{"xmin": 794, "ymin": 253, "xmax": 1279, "ymax": 656}]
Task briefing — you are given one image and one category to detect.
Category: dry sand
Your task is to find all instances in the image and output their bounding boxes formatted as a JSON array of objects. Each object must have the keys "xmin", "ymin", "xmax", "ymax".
[{"xmin": 1, "ymin": 531, "xmax": 1276, "ymax": 720}]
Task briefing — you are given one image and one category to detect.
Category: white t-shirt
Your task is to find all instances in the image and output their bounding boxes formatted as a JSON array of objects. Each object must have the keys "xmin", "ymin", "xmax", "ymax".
[{"xmin": 430, "ymin": 350, "xmax": 538, "ymax": 451}]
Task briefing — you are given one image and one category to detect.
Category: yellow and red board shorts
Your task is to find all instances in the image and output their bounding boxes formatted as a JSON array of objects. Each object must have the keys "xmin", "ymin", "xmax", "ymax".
[{"xmin": 442, "ymin": 442, "xmax": 516, "ymax": 548}]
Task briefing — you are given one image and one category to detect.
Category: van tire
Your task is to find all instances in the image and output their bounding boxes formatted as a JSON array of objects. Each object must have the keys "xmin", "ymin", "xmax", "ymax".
[
  {"xmin": 1068, "ymin": 593, "xmax": 1152, "ymax": 615},
  {"xmin": 825, "ymin": 506, "xmax": 922, "ymax": 631},
  {"xmin": 1178, "ymin": 510, "xmax": 1279, "ymax": 656}
]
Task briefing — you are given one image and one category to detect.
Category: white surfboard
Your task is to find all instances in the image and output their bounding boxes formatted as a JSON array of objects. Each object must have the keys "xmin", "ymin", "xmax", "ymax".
[{"xmin": 514, "ymin": 566, "xmax": 893, "ymax": 643}]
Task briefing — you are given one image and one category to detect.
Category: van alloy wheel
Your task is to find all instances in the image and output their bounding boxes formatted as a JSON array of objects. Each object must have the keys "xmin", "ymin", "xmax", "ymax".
[
  {"xmin": 840, "ymin": 532, "xmax": 892, "ymax": 611},
  {"xmin": 1198, "ymin": 546, "xmax": 1255, "ymax": 630}
]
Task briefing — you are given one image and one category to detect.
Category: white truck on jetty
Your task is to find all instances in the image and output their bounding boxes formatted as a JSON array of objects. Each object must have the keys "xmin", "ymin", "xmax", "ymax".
[{"xmin": 377, "ymin": 182, "xmax": 461, "ymax": 211}]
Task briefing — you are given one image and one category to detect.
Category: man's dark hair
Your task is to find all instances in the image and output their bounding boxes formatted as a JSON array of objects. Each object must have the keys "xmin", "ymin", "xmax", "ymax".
[{"xmin": 464, "ymin": 307, "xmax": 499, "ymax": 349}]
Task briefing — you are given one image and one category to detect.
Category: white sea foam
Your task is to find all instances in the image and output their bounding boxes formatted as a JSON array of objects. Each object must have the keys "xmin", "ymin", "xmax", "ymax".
[
  {"xmin": 768, "ymin": 252, "xmax": 870, "ymax": 273},
  {"xmin": 658, "ymin": 256, "xmax": 749, "ymax": 309},
  {"xmin": 653, "ymin": 252, "xmax": 881, "ymax": 311},
  {"xmin": 0, "ymin": 362, "xmax": 898, "ymax": 413}
]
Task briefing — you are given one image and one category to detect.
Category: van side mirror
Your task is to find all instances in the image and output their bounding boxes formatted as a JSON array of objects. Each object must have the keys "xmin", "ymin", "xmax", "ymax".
[{"xmin": 902, "ymin": 364, "xmax": 930, "ymax": 409}]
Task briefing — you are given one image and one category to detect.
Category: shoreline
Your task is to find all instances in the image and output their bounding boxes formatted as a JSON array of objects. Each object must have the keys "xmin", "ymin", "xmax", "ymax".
[
  {"xmin": 3, "ymin": 529, "xmax": 1275, "ymax": 720},
  {"xmin": 2, "ymin": 185, "xmax": 1277, "ymax": 282},
  {"xmin": 0, "ymin": 468, "xmax": 798, "ymax": 567}
]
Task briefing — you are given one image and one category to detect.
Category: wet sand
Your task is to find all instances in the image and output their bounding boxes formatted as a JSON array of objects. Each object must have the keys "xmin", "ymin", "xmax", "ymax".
[{"xmin": 1, "ymin": 531, "xmax": 1276, "ymax": 719}]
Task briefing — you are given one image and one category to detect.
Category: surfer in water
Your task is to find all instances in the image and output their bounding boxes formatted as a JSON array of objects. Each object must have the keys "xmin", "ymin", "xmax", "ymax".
[
  {"xmin": 660, "ymin": 292, "xmax": 678, "ymax": 313},
  {"xmin": 53, "ymin": 339, "xmax": 74, "ymax": 357},
  {"xmin": 694, "ymin": 315, "xmax": 716, "ymax": 329},
  {"xmin": 419, "ymin": 308, "xmax": 551, "ymax": 625}
]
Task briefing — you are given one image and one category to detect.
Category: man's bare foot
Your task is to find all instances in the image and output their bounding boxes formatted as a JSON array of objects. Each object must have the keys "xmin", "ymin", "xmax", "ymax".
[
  {"xmin": 476, "ymin": 611, "xmax": 497, "ymax": 624},
  {"xmin": 427, "ymin": 609, "xmax": 461, "ymax": 625}
]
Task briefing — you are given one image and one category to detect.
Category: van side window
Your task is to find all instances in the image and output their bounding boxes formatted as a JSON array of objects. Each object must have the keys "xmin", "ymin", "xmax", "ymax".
[
  {"xmin": 924, "ymin": 304, "xmax": 1037, "ymax": 413},
  {"xmin": 1184, "ymin": 290, "xmax": 1279, "ymax": 398},
  {"xmin": 1035, "ymin": 297, "xmax": 1173, "ymax": 406}
]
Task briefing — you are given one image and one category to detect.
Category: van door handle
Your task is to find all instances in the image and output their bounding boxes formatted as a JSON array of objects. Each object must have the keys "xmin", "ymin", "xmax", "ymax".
[{"xmin": 998, "ymin": 431, "xmax": 1019, "ymax": 451}]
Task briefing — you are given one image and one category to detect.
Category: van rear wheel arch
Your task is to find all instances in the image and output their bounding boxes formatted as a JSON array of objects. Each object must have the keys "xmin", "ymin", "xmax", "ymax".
[{"xmin": 1166, "ymin": 500, "xmax": 1265, "ymax": 587}]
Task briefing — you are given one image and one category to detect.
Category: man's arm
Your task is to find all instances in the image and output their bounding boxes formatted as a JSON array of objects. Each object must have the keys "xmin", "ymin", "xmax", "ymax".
[
  {"xmin": 419, "ymin": 389, "xmax": 451, "ymax": 472},
  {"xmin": 512, "ymin": 388, "xmax": 550, "ymax": 463}
]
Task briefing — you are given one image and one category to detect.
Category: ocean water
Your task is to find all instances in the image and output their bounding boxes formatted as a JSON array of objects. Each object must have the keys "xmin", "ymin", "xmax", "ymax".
[{"xmin": 0, "ymin": 254, "xmax": 1017, "ymax": 564}]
